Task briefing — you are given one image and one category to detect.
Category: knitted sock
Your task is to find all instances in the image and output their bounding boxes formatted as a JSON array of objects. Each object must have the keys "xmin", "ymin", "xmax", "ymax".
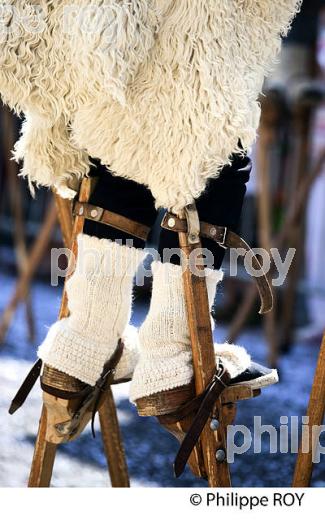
[
  {"xmin": 38, "ymin": 234, "xmax": 145, "ymax": 386},
  {"xmin": 130, "ymin": 261, "xmax": 250, "ymax": 402}
]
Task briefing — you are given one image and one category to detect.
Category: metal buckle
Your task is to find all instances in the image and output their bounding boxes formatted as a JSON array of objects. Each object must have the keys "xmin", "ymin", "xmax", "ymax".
[
  {"xmin": 217, "ymin": 227, "xmax": 228, "ymax": 249},
  {"xmin": 184, "ymin": 203, "xmax": 201, "ymax": 245},
  {"xmin": 213, "ymin": 362, "xmax": 228, "ymax": 389},
  {"xmin": 87, "ymin": 204, "xmax": 104, "ymax": 222}
]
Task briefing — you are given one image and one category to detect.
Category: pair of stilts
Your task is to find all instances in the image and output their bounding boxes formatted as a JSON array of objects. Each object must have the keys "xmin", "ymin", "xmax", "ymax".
[
  {"xmin": 7, "ymin": 174, "xmax": 325, "ymax": 487},
  {"xmin": 16, "ymin": 176, "xmax": 270, "ymax": 487}
]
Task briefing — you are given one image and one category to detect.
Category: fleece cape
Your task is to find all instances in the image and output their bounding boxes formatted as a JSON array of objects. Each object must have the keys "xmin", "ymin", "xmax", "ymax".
[{"xmin": 0, "ymin": 0, "xmax": 301, "ymax": 211}]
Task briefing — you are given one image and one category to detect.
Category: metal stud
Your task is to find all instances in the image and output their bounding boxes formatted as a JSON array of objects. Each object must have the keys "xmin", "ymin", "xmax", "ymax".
[
  {"xmin": 55, "ymin": 424, "xmax": 66, "ymax": 434},
  {"xmin": 210, "ymin": 418, "xmax": 219, "ymax": 431},
  {"xmin": 168, "ymin": 217, "xmax": 176, "ymax": 228},
  {"xmin": 90, "ymin": 209, "xmax": 98, "ymax": 218},
  {"xmin": 215, "ymin": 449, "xmax": 226, "ymax": 463},
  {"xmin": 209, "ymin": 227, "xmax": 217, "ymax": 237},
  {"xmin": 79, "ymin": 206, "xmax": 84, "ymax": 216}
]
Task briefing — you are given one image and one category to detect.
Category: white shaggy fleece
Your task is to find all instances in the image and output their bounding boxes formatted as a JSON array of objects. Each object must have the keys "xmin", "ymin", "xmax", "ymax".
[
  {"xmin": 0, "ymin": 1, "xmax": 301, "ymax": 210},
  {"xmin": 214, "ymin": 343, "xmax": 251, "ymax": 379}
]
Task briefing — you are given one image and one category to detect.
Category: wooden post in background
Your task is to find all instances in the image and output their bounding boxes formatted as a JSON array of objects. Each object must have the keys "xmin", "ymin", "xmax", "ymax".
[{"xmin": 293, "ymin": 330, "xmax": 325, "ymax": 487}]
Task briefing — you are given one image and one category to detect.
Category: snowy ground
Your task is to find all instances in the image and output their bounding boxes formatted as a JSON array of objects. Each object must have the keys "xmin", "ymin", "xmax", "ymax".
[{"xmin": 0, "ymin": 271, "xmax": 324, "ymax": 487}]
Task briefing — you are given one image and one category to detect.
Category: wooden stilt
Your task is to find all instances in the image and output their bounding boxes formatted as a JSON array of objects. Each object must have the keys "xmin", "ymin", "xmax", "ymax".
[
  {"xmin": 99, "ymin": 389, "xmax": 130, "ymax": 488},
  {"xmin": 54, "ymin": 195, "xmax": 73, "ymax": 249},
  {"xmin": 28, "ymin": 179, "xmax": 130, "ymax": 488},
  {"xmin": 293, "ymin": 330, "xmax": 325, "ymax": 487},
  {"xmin": 279, "ymin": 105, "xmax": 312, "ymax": 350},
  {"xmin": 226, "ymin": 84, "xmax": 325, "ymax": 352},
  {"xmin": 227, "ymin": 148, "xmax": 325, "ymax": 346},
  {"xmin": 227, "ymin": 284, "xmax": 257, "ymax": 344},
  {"xmin": 2, "ymin": 108, "xmax": 35, "ymax": 342},
  {"xmin": 177, "ymin": 204, "xmax": 262, "ymax": 486},
  {"xmin": 178, "ymin": 205, "xmax": 230, "ymax": 487},
  {"xmin": 0, "ymin": 200, "xmax": 57, "ymax": 344},
  {"xmin": 28, "ymin": 407, "xmax": 57, "ymax": 487},
  {"xmin": 256, "ymin": 109, "xmax": 279, "ymax": 367}
]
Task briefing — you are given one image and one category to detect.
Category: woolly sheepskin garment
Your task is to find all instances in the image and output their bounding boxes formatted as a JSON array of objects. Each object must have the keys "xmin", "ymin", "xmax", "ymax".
[{"xmin": 0, "ymin": 0, "xmax": 301, "ymax": 211}]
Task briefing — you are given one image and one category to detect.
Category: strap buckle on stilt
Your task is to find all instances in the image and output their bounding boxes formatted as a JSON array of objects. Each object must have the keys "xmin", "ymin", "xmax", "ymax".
[
  {"xmin": 217, "ymin": 226, "xmax": 228, "ymax": 249},
  {"xmin": 184, "ymin": 204, "xmax": 201, "ymax": 245},
  {"xmin": 161, "ymin": 211, "xmax": 273, "ymax": 314},
  {"xmin": 160, "ymin": 363, "xmax": 231, "ymax": 478},
  {"xmin": 72, "ymin": 200, "xmax": 150, "ymax": 242},
  {"xmin": 8, "ymin": 339, "xmax": 124, "ymax": 441}
]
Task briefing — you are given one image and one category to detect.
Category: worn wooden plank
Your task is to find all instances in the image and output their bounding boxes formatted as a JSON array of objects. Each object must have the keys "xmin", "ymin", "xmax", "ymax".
[{"xmin": 221, "ymin": 386, "xmax": 260, "ymax": 404}]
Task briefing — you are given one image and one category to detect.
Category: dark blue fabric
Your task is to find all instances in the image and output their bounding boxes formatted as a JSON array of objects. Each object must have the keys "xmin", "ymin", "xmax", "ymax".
[
  {"xmin": 286, "ymin": 0, "xmax": 323, "ymax": 46},
  {"xmin": 157, "ymin": 154, "xmax": 251, "ymax": 269},
  {"xmin": 84, "ymin": 162, "xmax": 157, "ymax": 249},
  {"xmin": 84, "ymin": 154, "xmax": 251, "ymax": 269}
]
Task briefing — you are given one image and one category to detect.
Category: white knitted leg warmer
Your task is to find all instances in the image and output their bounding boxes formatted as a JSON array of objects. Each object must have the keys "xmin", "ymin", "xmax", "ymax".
[
  {"xmin": 130, "ymin": 261, "xmax": 251, "ymax": 402},
  {"xmin": 38, "ymin": 234, "xmax": 145, "ymax": 386}
]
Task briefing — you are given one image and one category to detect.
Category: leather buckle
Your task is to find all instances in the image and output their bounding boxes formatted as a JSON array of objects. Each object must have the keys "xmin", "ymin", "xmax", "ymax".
[{"xmin": 184, "ymin": 203, "xmax": 201, "ymax": 245}]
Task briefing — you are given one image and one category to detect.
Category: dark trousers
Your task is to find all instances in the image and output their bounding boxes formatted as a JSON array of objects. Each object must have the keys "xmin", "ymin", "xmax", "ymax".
[{"xmin": 84, "ymin": 154, "xmax": 251, "ymax": 270}]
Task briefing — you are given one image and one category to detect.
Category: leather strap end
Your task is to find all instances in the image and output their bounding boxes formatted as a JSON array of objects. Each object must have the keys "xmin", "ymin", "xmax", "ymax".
[
  {"xmin": 9, "ymin": 359, "xmax": 43, "ymax": 415},
  {"xmin": 162, "ymin": 212, "xmax": 274, "ymax": 316},
  {"xmin": 258, "ymin": 288, "xmax": 273, "ymax": 315},
  {"xmin": 8, "ymin": 401, "xmax": 21, "ymax": 416},
  {"xmin": 174, "ymin": 461, "xmax": 185, "ymax": 479},
  {"xmin": 173, "ymin": 370, "xmax": 230, "ymax": 478}
]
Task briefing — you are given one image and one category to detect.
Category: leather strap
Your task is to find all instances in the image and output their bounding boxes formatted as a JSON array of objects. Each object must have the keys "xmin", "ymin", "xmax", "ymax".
[
  {"xmin": 8, "ymin": 340, "xmax": 124, "ymax": 425},
  {"xmin": 53, "ymin": 340, "xmax": 124, "ymax": 439},
  {"xmin": 161, "ymin": 366, "xmax": 230, "ymax": 478},
  {"xmin": 9, "ymin": 359, "xmax": 43, "ymax": 415},
  {"xmin": 161, "ymin": 212, "xmax": 273, "ymax": 314},
  {"xmin": 73, "ymin": 201, "xmax": 150, "ymax": 242},
  {"xmin": 160, "ymin": 389, "xmax": 207, "ymax": 425}
]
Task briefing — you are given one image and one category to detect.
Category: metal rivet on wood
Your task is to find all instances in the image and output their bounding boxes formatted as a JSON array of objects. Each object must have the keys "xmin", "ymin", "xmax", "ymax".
[
  {"xmin": 210, "ymin": 418, "xmax": 219, "ymax": 431},
  {"xmin": 215, "ymin": 449, "xmax": 226, "ymax": 463},
  {"xmin": 168, "ymin": 217, "xmax": 176, "ymax": 228}
]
